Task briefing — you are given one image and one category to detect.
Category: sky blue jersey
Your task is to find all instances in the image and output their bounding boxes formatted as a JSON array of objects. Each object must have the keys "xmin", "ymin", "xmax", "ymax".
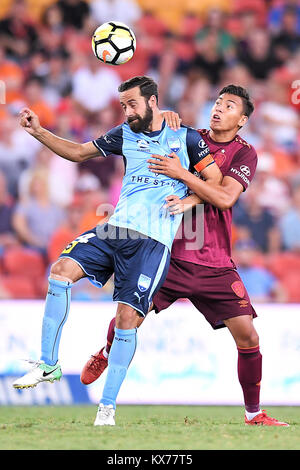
[{"xmin": 93, "ymin": 120, "xmax": 213, "ymax": 250}]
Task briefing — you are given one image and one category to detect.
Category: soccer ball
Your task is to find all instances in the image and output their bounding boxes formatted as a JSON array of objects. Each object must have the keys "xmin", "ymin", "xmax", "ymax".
[{"xmin": 92, "ymin": 21, "xmax": 136, "ymax": 65}]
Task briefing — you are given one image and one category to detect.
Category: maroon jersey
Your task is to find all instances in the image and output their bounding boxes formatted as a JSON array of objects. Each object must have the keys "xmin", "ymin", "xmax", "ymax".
[{"xmin": 171, "ymin": 129, "xmax": 257, "ymax": 268}]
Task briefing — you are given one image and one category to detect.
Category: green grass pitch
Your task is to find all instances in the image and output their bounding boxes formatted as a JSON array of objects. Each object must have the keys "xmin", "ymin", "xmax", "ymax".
[{"xmin": 0, "ymin": 405, "xmax": 299, "ymax": 450}]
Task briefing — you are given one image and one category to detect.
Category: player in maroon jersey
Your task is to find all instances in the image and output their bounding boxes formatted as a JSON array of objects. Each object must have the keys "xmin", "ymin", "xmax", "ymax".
[{"xmin": 81, "ymin": 85, "xmax": 288, "ymax": 426}]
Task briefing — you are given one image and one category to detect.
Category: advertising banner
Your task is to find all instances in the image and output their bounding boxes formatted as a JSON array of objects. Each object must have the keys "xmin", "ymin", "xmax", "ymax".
[{"xmin": 1, "ymin": 301, "xmax": 300, "ymax": 406}]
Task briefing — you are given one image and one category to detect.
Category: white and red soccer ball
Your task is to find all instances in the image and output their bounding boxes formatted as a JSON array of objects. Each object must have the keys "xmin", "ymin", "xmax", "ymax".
[{"xmin": 92, "ymin": 21, "xmax": 136, "ymax": 66}]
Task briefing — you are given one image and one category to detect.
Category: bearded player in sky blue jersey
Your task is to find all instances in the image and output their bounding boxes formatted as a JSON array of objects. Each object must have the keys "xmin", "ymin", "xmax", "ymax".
[{"xmin": 13, "ymin": 76, "xmax": 221, "ymax": 426}]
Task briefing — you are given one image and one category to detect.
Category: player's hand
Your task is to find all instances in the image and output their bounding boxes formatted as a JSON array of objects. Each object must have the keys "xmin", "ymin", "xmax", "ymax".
[
  {"xmin": 148, "ymin": 153, "xmax": 184, "ymax": 180},
  {"xmin": 19, "ymin": 107, "xmax": 42, "ymax": 135},
  {"xmin": 165, "ymin": 194, "xmax": 200, "ymax": 214},
  {"xmin": 161, "ymin": 110, "xmax": 181, "ymax": 131},
  {"xmin": 164, "ymin": 195, "xmax": 185, "ymax": 215}
]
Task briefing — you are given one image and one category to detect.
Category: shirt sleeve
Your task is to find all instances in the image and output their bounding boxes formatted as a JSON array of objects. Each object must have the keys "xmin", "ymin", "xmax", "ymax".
[
  {"xmin": 226, "ymin": 145, "xmax": 257, "ymax": 191},
  {"xmin": 186, "ymin": 127, "xmax": 215, "ymax": 173},
  {"xmin": 92, "ymin": 124, "xmax": 123, "ymax": 157}
]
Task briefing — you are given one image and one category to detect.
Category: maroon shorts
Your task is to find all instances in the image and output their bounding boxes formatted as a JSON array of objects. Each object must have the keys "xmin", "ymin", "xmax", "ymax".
[{"xmin": 153, "ymin": 257, "xmax": 257, "ymax": 330}]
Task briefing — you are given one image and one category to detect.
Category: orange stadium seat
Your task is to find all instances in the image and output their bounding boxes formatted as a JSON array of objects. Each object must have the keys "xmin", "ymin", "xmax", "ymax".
[
  {"xmin": 0, "ymin": 275, "xmax": 38, "ymax": 298},
  {"xmin": 265, "ymin": 253, "xmax": 300, "ymax": 302},
  {"xmin": 184, "ymin": 0, "xmax": 232, "ymax": 16},
  {"xmin": 2, "ymin": 247, "xmax": 46, "ymax": 280},
  {"xmin": 267, "ymin": 253, "xmax": 300, "ymax": 280},
  {"xmin": 26, "ymin": 0, "xmax": 57, "ymax": 21},
  {"xmin": 137, "ymin": 0, "xmax": 185, "ymax": 30},
  {"xmin": 280, "ymin": 273, "xmax": 300, "ymax": 303},
  {"xmin": 232, "ymin": 0, "xmax": 267, "ymax": 24},
  {"xmin": 0, "ymin": 0, "xmax": 82, "ymax": 22},
  {"xmin": 0, "ymin": 0, "xmax": 13, "ymax": 20}
]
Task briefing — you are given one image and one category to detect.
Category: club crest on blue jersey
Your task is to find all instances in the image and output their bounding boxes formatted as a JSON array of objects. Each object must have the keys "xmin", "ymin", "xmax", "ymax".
[
  {"xmin": 167, "ymin": 137, "xmax": 181, "ymax": 153},
  {"xmin": 137, "ymin": 274, "xmax": 151, "ymax": 292}
]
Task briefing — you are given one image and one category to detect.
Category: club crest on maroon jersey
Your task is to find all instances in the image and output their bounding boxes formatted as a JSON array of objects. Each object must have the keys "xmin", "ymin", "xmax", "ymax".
[
  {"xmin": 231, "ymin": 281, "xmax": 245, "ymax": 298},
  {"xmin": 213, "ymin": 148, "xmax": 226, "ymax": 168}
]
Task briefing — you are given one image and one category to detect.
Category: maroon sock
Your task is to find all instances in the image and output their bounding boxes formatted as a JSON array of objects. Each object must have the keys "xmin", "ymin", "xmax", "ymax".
[
  {"xmin": 105, "ymin": 317, "xmax": 116, "ymax": 354},
  {"xmin": 237, "ymin": 345, "xmax": 262, "ymax": 413}
]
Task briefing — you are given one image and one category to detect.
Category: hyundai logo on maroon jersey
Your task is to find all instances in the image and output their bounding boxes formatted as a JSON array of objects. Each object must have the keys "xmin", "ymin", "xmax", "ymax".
[{"xmin": 240, "ymin": 165, "xmax": 251, "ymax": 176}]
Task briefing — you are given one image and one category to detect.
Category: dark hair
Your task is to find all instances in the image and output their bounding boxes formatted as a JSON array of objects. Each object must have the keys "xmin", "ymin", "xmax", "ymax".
[
  {"xmin": 218, "ymin": 84, "xmax": 254, "ymax": 118},
  {"xmin": 118, "ymin": 76, "xmax": 158, "ymax": 104}
]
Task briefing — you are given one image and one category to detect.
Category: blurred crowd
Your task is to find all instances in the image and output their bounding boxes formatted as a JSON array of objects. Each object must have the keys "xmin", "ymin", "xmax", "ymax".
[{"xmin": 0, "ymin": 0, "xmax": 299, "ymax": 302}]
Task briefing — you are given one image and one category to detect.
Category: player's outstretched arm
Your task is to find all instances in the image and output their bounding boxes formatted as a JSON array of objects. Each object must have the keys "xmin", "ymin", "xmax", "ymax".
[
  {"xmin": 148, "ymin": 154, "xmax": 242, "ymax": 210},
  {"xmin": 19, "ymin": 108, "xmax": 101, "ymax": 162}
]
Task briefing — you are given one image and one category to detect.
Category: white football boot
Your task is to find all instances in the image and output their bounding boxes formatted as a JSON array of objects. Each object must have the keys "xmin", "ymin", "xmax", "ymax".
[
  {"xmin": 94, "ymin": 403, "xmax": 116, "ymax": 426},
  {"xmin": 13, "ymin": 360, "xmax": 62, "ymax": 389}
]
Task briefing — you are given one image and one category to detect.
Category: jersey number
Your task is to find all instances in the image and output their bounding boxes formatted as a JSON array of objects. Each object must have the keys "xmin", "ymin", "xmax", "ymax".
[{"xmin": 61, "ymin": 233, "xmax": 96, "ymax": 254}]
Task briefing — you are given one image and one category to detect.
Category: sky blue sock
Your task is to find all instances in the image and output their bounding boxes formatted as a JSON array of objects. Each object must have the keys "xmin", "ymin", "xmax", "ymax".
[
  {"xmin": 101, "ymin": 327, "xmax": 137, "ymax": 408},
  {"xmin": 40, "ymin": 277, "xmax": 72, "ymax": 366}
]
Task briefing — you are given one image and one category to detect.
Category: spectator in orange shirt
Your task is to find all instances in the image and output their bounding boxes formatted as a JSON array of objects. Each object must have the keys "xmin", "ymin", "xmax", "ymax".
[
  {"xmin": 257, "ymin": 131, "xmax": 298, "ymax": 180},
  {"xmin": 74, "ymin": 172, "xmax": 109, "ymax": 233},
  {"xmin": 48, "ymin": 172, "xmax": 109, "ymax": 262},
  {"xmin": 24, "ymin": 77, "xmax": 56, "ymax": 129},
  {"xmin": 0, "ymin": 45, "xmax": 23, "ymax": 106},
  {"xmin": 48, "ymin": 198, "xmax": 83, "ymax": 263}
]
